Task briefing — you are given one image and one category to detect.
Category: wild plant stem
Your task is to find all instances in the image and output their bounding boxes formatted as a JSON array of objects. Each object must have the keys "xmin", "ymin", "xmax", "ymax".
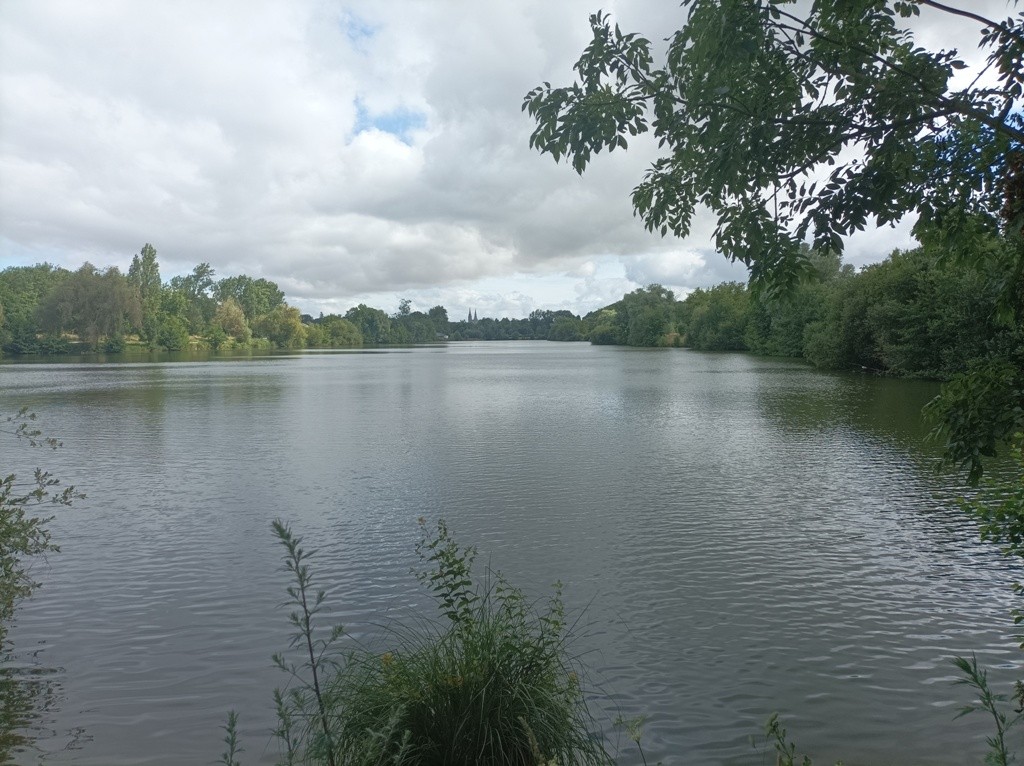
[
  {"xmin": 295, "ymin": 566, "xmax": 335, "ymax": 766},
  {"xmin": 953, "ymin": 654, "xmax": 1012, "ymax": 766},
  {"xmin": 273, "ymin": 519, "xmax": 338, "ymax": 766}
]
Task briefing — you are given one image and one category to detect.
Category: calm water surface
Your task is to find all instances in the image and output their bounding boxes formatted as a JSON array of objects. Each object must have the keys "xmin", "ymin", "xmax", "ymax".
[{"xmin": 2, "ymin": 342, "xmax": 1020, "ymax": 765}]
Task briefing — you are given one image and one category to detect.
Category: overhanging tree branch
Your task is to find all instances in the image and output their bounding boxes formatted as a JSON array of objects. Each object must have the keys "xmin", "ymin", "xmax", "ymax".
[{"xmin": 917, "ymin": 0, "xmax": 1024, "ymax": 47}]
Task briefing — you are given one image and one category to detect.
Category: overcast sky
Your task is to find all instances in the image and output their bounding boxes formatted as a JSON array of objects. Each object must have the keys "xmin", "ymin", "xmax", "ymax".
[{"xmin": 0, "ymin": 1, "xmax": 1012, "ymax": 318}]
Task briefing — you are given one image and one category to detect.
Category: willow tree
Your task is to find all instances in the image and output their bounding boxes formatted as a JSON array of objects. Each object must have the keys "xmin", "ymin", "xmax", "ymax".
[
  {"xmin": 525, "ymin": 0, "xmax": 1024, "ymax": 478},
  {"xmin": 36, "ymin": 263, "xmax": 141, "ymax": 348}
]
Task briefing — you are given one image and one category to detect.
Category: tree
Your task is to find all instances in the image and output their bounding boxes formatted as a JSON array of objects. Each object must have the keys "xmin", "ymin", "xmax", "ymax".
[
  {"xmin": 171, "ymin": 262, "xmax": 215, "ymax": 300},
  {"xmin": 393, "ymin": 311, "xmax": 439, "ymax": 343},
  {"xmin": 345, "ymin": 304, "xmax": 392, "ymax": 345},
  {"xmin": 317, "ymin": 315, "xmax": 363, "ymax": 347},
  {"xmin": 548, "ymin": 315, "xmax": 584, "ymax": 341},
  {"xmin": 747, "ymin": 247, "xmax": 850, "ymax": 358},
  {"xmin": 682, "ymin": 282, "xmax": 752, "ymax": 351},
  {"xmin": 621, "ymin": 285, "xmax": 677, "ymax": 346},
  {"xmin": 252, "ymin": 305, "xmax": 306, "ymax": 348},
  {"xmin": 156, "ymin": 286, "xmax": 195, "ymax": 349},
  {"xmin": 528, "ymin": 309, "xmax": 557, "ymax": 338},
  {"xmin": 525, "ymin": 0, "xmax": 1024, "ymax": 475},
  {"xmin": 211, "ymin": 297, "xmax": 252, "ymax": 345},
  {"xmin": 169, "ymin": 263, "xmax": 217, "ymax": 333},
  {"xmin": 36, "ymin": 263, "xmax": 141, "ymax": 348},
  {"xmin": 525, "ymin": 1, "xmax": 1024, "ymax": 295},
  {"xmin": 1, "ymin": 411, "xmax": 81, "ymax": 641},
  {"xmin": 215, "ymin": 275, "xmax": 285, "ymax": 324},
  {"xmin": 0, "ymin": 411, "xmax": 81, "ymax": 762},
  {"xmin": 428, "ymin": 305, "xmax": 450, "ymax": 335},
  {"xmin": 586, "ymin": 309, "xmax": 623, "ymax": 345},
  {"xmin": 583, "ymin": 285, "xmax": 678, "ymax": 347},
  {"xmin": 157, "ymin": 315, "xmax": 191, "ymax": 351},
  {"xmin": 205, "ymin": 324, "xmax": 229, "ymax": 350},
  {"xmin": 0, "ymin": 264, "xmax": 71, "ymax": 353},
  {"xmin": 127, "ymin": 244, "xmax": 162, "ymax": 342}
]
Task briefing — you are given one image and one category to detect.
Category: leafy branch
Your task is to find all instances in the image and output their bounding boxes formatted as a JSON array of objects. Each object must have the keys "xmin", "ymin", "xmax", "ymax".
[
  {"xmin": 1, "ymin": 409, "xmax": 82, "ymax": 637},
  {"xmin": 953, "ymin": 654, "xmax": 1024, "ymax": 766}
]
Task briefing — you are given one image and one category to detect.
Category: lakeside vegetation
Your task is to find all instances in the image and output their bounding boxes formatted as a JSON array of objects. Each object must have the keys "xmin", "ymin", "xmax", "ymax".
[
  {"xmin": 226, "ymin": 518, "xmax": 617, "ymax": 766},
  {"xmin": 2, "ymin": 234, "xmax": 1019, "ymax": 387},
  {"xmin": 0, "ymin": 249, "xmax": 586, "ymax": 353},
  {"xmin": 0, "ymin": 411, "xmax": 82, "ymax": 763}
]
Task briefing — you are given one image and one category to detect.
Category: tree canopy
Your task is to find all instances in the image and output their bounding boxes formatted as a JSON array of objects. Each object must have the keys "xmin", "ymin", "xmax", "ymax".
[
  {"xmin": 524, "ymin": 0, "xmax": 1024, "ymax": 297},
  {"xmin": 214, "ymin": 274, "xmax": 285, "ymax": 323},
  {"xmin": 128, "ymin": 243, "xmax": 162, "ymax": 342},
  {"xmin": 36, "ymin": 263, "xmax": 140, "ymax": 347}
]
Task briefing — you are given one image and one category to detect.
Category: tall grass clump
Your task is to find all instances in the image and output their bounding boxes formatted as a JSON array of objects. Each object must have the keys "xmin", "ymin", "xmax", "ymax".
[{"xmin": 262, "ymin": 518, "xmax": 610, "ymax": 766}]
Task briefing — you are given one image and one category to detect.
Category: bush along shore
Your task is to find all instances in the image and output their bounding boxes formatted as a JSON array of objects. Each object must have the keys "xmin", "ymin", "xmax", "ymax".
[{"xmin": 220, "ymin": 519, "xmax": 618, "ymax": 766}]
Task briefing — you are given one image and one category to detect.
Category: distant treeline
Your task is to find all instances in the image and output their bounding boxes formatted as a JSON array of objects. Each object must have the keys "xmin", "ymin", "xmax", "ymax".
[
  {"xmin": 0, "ymin": 244, "xmax": 583, "ymax": 354},
  {"xmin": 450, "ymin": 238, "xmax": 1021, "ymax": 381},
  {"xmin": 1, "ymin": 239, "xmax": 1019, "ymax": 381},
  {"xmin": 600, "ymin": 240, "xmax": 1022, "ymax": 381}
]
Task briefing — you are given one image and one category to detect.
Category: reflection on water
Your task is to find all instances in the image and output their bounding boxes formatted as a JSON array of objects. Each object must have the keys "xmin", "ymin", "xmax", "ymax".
[
  {"xmin": 0, "ymin": 641, "xmax": 73, "ymax": 762},
  {"xmin": 0, "ymin": 344, "xmax": 1020, "ymax": 765}
]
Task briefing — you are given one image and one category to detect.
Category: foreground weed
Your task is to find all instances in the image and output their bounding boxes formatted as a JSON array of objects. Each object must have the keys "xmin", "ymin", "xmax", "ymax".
[
  {"xmin": 223, "ymin": 517, "xmax": 608, "ymax": 765},
  {"xmin": 613, "ymin": 714, "xmax": 649, "ymax": 766},
  {"xmin": 953, "ymin": 434, "xmax": 1024, "ymax": 765},
  {"xmin": 757, "ymin": 714, "xmax": 842, "ymax": 766},
  {"xmin": 953, "ymin": 654, "xmax": 1024, "ymax": 766},
  {"xmin": 1, "ymin": 408, "xmax": 83, "ymax": 638},
  {"xmin": 271, "ymin": 519, "xmax": 343, "ymax": 766},
  {"xmin": 219, "ymin": 710, "xmax": 243, "ymax": 766},
  {"xmin": 0, "ymin": 409, "xmax": 82, "ymax": 761}
]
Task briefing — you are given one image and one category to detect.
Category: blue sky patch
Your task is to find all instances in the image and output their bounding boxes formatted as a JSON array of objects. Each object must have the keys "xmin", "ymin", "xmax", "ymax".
[
  {"xmin": 354, "ymin": 101, "xmax": 427, "ymax": 144},
  {"xmin": 340, "ymin": 12, "xmax": 375, "ymax": 52}
]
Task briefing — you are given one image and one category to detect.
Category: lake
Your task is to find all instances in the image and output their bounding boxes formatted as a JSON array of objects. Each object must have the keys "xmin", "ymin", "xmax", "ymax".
[{"xmin": 2, "ymin": 341, "xmax": 1020, "ymax": 765}]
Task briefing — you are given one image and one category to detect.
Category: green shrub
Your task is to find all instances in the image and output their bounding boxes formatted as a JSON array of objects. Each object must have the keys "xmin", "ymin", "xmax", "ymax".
[
  {"xmin": 757, "ymin": 714, "xmax": 843, "ymax": 766},
  {"xmin": 157, "ymin": 315, "xmax": 191, "ymax": 351},
  {"xmin": 588, "ymin": 323, "xmax": 621, "ymax": 345},
  {"xmin": 102, "ymin": 333, "xmax": 125, "ymax": 353},
  {"xmin": 251, "ymin": 519, "xmax": 610, "ymax": 766},
  {"xmin": 205, "ymin": 325, "xmax": 229, "ymax": 350},
  {"xmin": 332, "ymin": 528, "xmax": 603, "ymax": 764},
  {"xmin": 36, "ymin": 334, "xmax": 71, "ymax": 355}
]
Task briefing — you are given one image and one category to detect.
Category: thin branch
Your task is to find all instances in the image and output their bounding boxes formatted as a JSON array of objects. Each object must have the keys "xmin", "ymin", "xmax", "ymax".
[{"xmin": 917, "ymin": 0, "xmax": 1024, "ymax": 47}]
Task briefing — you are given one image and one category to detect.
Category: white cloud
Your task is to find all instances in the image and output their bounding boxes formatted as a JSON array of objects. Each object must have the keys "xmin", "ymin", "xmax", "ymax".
[
  {"xmin": 622, "ymin": 250, "xmax": 703, "ymax": 288},
  {"xmin": 0, "ymin": 0, "xmax": 1011, "ymax": 317},
  {"xmin": 844, "ymin": 217, "xmax": 918, "ymax": 270}
]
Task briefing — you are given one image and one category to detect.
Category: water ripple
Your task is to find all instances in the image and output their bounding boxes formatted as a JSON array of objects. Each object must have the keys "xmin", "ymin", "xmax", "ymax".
[{"xmin": 3, "ymin": 346, "xmax": 1020, "ymax": 765}]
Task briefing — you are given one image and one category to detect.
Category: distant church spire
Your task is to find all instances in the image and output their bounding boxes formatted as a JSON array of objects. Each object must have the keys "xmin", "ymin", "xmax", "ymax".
[{"xmin": 473, "ymin": 309, "xmax": 478, "ymax": 322}]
